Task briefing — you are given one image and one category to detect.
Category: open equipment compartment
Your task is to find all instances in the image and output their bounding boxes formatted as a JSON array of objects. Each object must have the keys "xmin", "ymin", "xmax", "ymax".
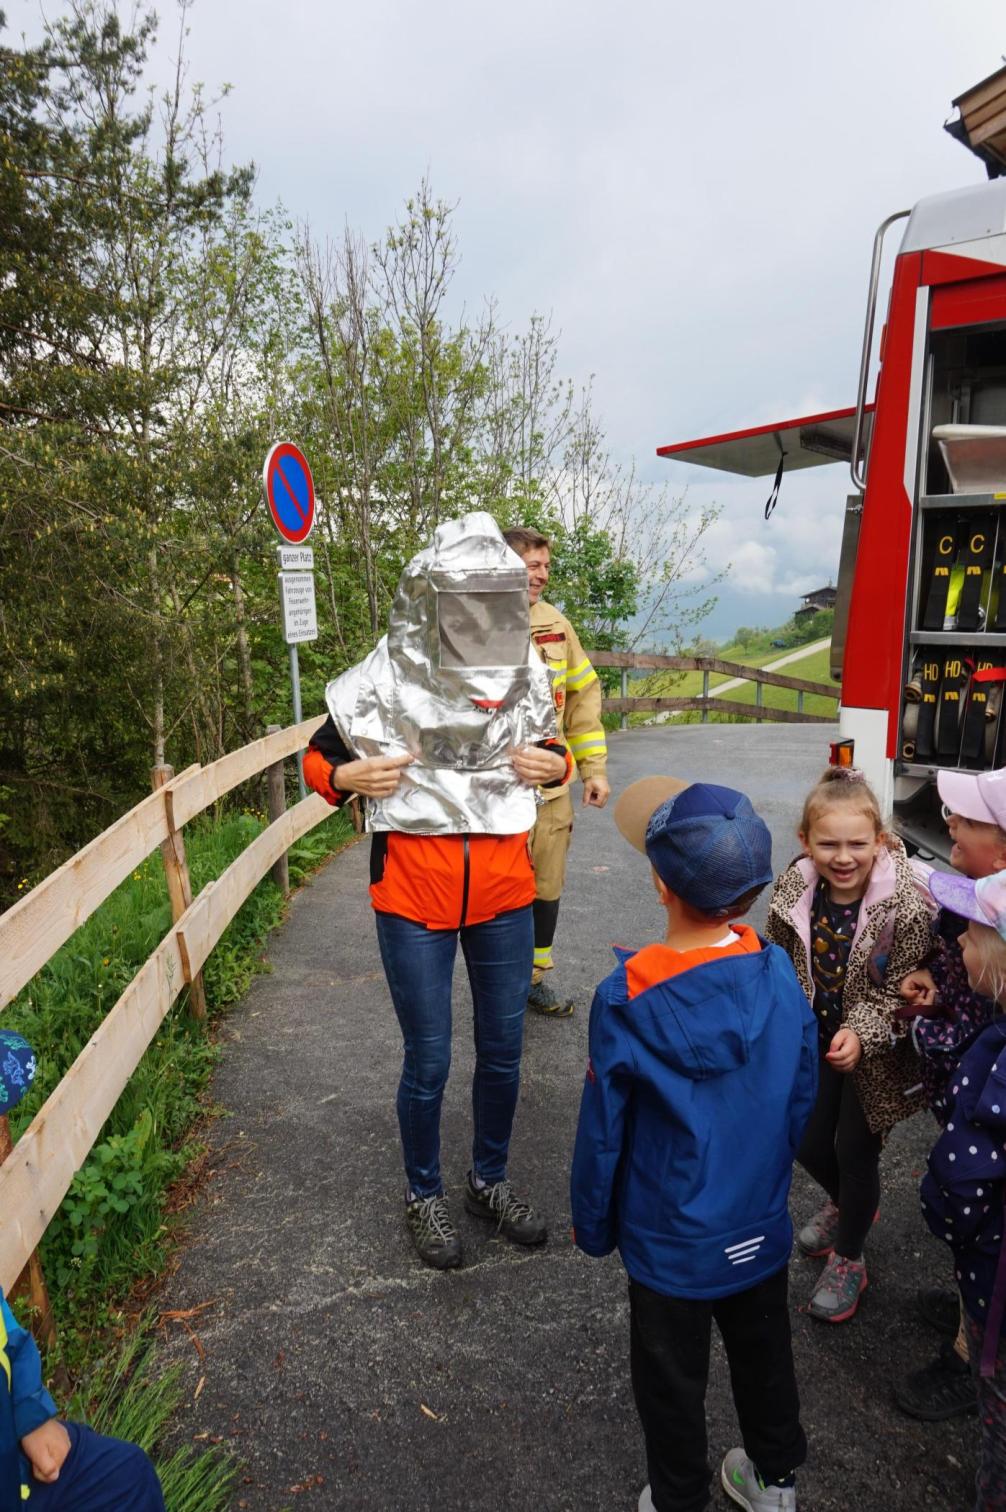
[{"xmin": 894, "ymin": 320, "xmax": 1006, "ymax": 854}]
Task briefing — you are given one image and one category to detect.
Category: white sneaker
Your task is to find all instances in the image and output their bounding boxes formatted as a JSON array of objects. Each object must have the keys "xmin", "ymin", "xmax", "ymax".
[
  {"xmin": 721, "ymin": 1449, "xmax": 797, "ymax": 1510},
  {"xmin": 637, "ymin": 1486, "xmax": 656, "ymax": 1512}
]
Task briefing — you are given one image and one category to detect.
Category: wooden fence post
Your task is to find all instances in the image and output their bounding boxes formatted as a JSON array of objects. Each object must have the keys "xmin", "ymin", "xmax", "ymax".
[
  {"xmin": 151, "ymin": 765, "xmax": 207, "ymax": 1021},
  {"xmin": 620, "ymin": 668, "xmax": 628, "ymax": 731},
  {"xmin": 701, "ymin": 669, "xmax": 710, "ymax": 723},
  {"xmin": 755, "ymin": 680, "xmax": 764, "ymax": 724},
  {"xmin": 797, "ymin": 690, "xmax": 805, "ymax": 716},
  {"xmin": 0, "ymin": 1116, "xmax": 57, "ymax": 1351},
  {"xmin": 265, "ymin": 726, "xmax": 290, "ymax": 896}
]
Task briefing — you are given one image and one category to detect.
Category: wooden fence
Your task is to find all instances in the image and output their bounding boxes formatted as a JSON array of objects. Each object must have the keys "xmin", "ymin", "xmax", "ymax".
[
  {"xmin": 0, "ymin": 714, "xmax": 328, "ymax": 1320},
  {"xmin": 590, "ymin": 650, "xmax": 838, "ymax": 726},
  {"xmin": 0, "ymin": 647, "xmax": 836, "ymax": 1331}
]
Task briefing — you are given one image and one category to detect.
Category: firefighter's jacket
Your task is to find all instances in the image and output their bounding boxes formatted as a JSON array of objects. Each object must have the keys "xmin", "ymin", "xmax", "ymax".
[{"xmin": 530, "ymin": 600, "xmax": 607, "ymax": 803}]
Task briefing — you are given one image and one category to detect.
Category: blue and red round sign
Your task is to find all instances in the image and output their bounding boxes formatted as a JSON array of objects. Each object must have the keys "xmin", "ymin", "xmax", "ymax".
[{"xmin": 263, "ymin": 442, "xmax": 315, "ymax": 544}]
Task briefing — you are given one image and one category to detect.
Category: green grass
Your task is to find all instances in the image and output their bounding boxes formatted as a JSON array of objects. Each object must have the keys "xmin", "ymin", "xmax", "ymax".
[
  {"xmin": 68, "ymin": 1325, "xmax": 237, "ymax": 1511},
  {"xmin": 4, "ymin": 801, "xmax": 352, "ymax": 1352},
  {"xmin": 621, "ymin": 640, "xmax": 837, "ymax": 725},
  {"xmin": 711, "ymin": 643, "xmax": 839, "ymax": 718}
]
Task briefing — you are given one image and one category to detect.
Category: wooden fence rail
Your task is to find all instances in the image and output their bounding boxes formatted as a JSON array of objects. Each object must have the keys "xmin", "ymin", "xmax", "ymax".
[
  {"xmin": 589, "ymin": 649, "xmax": 838, "ymax": 725},
  {"xmin": 0, "ymin": 649, "xmax": 835, "ymax": 1302},
  {"xmin": 0, "ymin": 715, "xmax": 327, "ymax": 1298},
  {"xmin": 0, "ymin": 717, "xmax": 325, "ymax": 1014}
]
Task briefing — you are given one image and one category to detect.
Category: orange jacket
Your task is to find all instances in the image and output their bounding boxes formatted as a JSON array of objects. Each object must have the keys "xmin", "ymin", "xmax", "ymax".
[{"xmin": 303, "ymin": 723, "xmax": 571, "ymax": 930}]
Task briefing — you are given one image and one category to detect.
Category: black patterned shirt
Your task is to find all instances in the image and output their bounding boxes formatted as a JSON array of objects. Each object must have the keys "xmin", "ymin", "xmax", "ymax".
[{"xmin": 810, "ymin": 879, "xmax": 861, "ymax": 1043}]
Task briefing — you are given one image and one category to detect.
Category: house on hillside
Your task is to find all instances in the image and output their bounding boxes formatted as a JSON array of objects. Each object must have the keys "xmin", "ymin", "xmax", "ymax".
[{"xmin": 795, "ymin": 584, "xmax": 837, "ymax": 622}]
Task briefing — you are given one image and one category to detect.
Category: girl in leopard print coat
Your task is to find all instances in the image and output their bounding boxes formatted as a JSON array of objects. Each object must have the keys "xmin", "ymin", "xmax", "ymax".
[{"xmin": 765, "ymin": 768, "xmax": 933, "ymax": 1323}]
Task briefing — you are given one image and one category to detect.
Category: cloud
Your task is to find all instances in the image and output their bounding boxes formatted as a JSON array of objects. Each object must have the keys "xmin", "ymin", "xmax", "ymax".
[{"xmin": 14, "ymin": 0, "xmax": 1004, "ymax": 644}]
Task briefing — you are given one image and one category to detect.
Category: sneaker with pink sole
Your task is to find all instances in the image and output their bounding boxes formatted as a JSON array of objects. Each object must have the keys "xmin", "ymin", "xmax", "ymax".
[{"xmin": 807, "ymin": 1251, "xmax": 867, "ymax": 1323}]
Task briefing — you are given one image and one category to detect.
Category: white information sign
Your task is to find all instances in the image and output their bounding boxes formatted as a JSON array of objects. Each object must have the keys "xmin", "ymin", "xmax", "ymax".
[
  {"xmin": 279, "ymin": 571, "xmax": 318, "ymax": 644},
  {"xmin": 277, "ymin": 545, "xmax": 314, "ymax": 571}
]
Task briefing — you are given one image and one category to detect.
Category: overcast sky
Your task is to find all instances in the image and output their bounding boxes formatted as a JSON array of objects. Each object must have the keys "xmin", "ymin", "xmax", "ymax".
[{"xmin": 12, "ymin": 0, "xmax": 1006, "ymax": 638}]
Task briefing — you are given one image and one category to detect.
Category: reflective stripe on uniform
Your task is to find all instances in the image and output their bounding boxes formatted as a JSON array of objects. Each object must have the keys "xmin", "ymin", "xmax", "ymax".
[
  {"xmin": 533, "ymin": 946, "xmax": 553, "ymax": 970},
  {"xmin": 567, "ymin": 729, "xmax": 607, "ymax": 759},
  {"xmin": 565, "ymin": 658, "xmax": 597, "ymax": 692},
  {"xmin": 0, "ymin": 1306, "xmax": 10, "ymax": 1390}
]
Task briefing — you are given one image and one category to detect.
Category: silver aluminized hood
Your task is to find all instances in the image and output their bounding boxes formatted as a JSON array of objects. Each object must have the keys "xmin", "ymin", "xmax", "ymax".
[{"xmin": 324, "ymin": 512, "xmax": 557, "ymax": 834}]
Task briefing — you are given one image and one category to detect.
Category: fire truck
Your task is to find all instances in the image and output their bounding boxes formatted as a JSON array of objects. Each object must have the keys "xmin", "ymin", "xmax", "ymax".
[{"xmin": 658, "ymin": 67, "xmax": 1006, "ymax": 859}]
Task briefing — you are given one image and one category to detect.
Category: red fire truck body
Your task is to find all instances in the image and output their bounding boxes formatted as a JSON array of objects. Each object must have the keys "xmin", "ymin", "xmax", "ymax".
[{"xmin": 658, "ymin": 176, "xmax": 1006, "ymax": 856}]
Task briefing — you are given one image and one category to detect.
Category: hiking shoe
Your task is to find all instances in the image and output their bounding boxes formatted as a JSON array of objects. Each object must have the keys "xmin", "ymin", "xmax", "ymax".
[
  {"xmin": 721, "ymin": 1449, "xmax": 796, "ymax": 1511},
  {"xmin": 796, "ymin": 1198, "xmax": 840, "ymax": 1257},
  {"xmin": 807, "ymin": 1251, "xmax": 867, "ymax": 1323},
  {"xmin": 916, "ymin": 1284, "xmax": 961, "ymax": 1337},
  {"xmin": 893, "ymin": 1341, "xmax": 977, "ymax": 1421},
  {"xmin": 796, "ymin": 1201, "xmax": 877, "ymax": 1258},
  {"xmin": 464, "ymin": 1174, "xmax": 548, "ymax": 1245},
  {"xmin": 527, "ymin": 979, "xmax": 574, "ymax": 1016},
  {"xmin": 404, "ymin": 1192, "xmax": 462, "ymax": 1270}
]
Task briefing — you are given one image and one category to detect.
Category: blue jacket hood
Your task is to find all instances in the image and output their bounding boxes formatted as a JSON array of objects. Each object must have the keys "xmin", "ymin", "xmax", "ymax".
[{"xmin": 609, "ymin": 941, "xmax": 784, "ymax": 1082}]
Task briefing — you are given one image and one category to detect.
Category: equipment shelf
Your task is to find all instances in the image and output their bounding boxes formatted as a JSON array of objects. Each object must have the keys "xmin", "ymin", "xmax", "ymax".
[
  {"xmin": 909, "ymin": 630, "xmax": 1006, "ymax": 644},
  {"xmin": 920, "ymin": 492, "xmax": 1006, "ymax": 511}
]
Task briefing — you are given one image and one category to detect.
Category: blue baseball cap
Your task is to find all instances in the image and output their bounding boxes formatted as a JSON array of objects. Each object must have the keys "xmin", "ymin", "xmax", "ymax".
[{"xmin": 643, "ymin": 782, "xmax": 773, "ymax": 914}]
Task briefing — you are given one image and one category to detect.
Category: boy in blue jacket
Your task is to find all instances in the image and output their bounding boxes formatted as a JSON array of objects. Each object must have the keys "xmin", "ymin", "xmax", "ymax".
[
  {"xmin": 0, "ymin": 1031, "xmax": 164, "ymax": 1512},
  {"xmin": 571, "ymin": 778, "xmax": 818, "ymax": 1512}
]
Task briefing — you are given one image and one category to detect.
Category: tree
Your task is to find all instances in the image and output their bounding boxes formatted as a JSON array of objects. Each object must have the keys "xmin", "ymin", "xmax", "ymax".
[
  {"xmin": 0, "ymin": 11, "xmax": 724, "ymax": 899},
  {"xmin": 0, "ymin": 2, "xmax": 282, "ymax": 887},
  {"xmin": 487, "ymin": 376, "xmax": 723, "ymax": 653}
]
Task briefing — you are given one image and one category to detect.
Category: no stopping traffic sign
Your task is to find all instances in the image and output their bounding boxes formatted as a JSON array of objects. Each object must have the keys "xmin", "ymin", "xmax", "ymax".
[{"xmin": 263, "ymin": 442, "xmax": 315, "ymax": 544}]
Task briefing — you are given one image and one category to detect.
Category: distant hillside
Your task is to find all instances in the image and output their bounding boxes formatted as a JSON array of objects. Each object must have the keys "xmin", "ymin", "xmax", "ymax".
[
  {"xmin": 614, "ymin": 612, "xmax": 837, "ymax": 729},
  {"xmin": 703, "ymin": 608, "xmax": 834, "ymax": 663}
]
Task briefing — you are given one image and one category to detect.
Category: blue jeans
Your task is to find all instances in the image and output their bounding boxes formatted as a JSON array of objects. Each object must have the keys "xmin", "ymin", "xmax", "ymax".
[{"xmin": 375, "ymin": 906, "xmax": 533, "ymax": 1198}]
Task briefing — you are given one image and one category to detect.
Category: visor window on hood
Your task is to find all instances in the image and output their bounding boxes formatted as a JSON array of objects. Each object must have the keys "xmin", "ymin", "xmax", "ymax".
[{"xmin": 437, "ymin": 590, "xmax": 528, "ymax": 669}]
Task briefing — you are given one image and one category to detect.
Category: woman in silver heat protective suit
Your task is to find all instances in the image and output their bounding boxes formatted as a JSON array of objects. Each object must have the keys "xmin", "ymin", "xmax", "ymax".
[{"xmin": 303, "ymin": 513, "xmax": 571, "ymax": 1268}]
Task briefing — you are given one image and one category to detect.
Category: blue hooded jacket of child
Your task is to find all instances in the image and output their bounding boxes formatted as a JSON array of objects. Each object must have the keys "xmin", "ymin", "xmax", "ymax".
[
  {"xmin": 571, "ymin": 930, "xmax": 818, "ymax": 1298},
  {"xmin": 0, "ymin": 1292, "xmax": 58, "ymax": 1510}
]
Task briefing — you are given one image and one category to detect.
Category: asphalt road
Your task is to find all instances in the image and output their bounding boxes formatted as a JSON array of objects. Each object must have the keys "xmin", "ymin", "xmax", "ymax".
[{"xmin": 157, "ymin": 723, "xmax": 977, "ymax": 1512}]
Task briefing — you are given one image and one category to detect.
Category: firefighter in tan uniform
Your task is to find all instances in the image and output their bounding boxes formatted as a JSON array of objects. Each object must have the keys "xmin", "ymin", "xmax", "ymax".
[{"xmin": 504, "ymin": 528, "xmax": 610, "ymax": 1015}]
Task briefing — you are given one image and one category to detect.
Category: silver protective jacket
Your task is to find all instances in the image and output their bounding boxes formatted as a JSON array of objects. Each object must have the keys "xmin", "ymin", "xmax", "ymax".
[{"xmin": 324, "ymin": 512, "xmax": 557, "ymax": 834}]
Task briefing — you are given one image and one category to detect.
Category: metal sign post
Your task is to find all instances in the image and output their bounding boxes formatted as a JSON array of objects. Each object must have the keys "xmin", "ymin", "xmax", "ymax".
[
  {"xmin": 263, "ymin": 444, "xmax": 318, "ymax": 799},
  {"xmin": 277, "ymin": 559, "xmax": 318, "ymax": 798}
]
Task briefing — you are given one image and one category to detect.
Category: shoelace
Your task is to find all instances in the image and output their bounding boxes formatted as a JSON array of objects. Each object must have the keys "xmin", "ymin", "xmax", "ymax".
[
  {"xmin": 482, "ymin": 1180, "xmax": 534, "ymax": 1229},
  {"xmin": 825, "ymin": 1255, "xmax": 864, "ymax": 1292},
  {"xmin": 411, "ymin": 1195, "xmax": 456, "ymax": 1244}
]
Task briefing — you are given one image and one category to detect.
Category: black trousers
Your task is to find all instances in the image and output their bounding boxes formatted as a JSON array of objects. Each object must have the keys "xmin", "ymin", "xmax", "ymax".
[
  {"xmin": 629, "ymin": 1267, "xmax": 806, "ymax": 1512},
  {"xmin": 797, "ymin": 1051, "xmax": 882, "ymax": 1259}
]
